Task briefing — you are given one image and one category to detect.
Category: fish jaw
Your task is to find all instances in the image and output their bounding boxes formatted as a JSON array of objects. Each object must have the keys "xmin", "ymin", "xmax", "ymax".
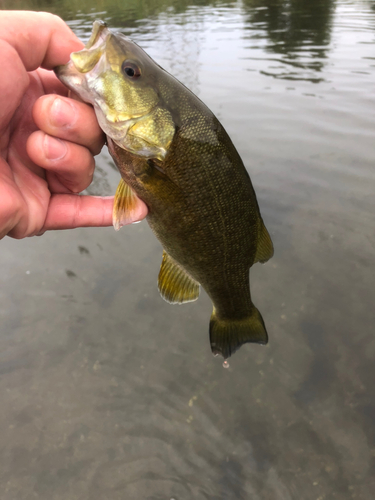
[
  {"xmin": 84, "ymin": 20, "xmax": 109, "ymax": 50},
  {"xmin": 54, "ymin": 20, "xmax": 110, "ymax": 103}
]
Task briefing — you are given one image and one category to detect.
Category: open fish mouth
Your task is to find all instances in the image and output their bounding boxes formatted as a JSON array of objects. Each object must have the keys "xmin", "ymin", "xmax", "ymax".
[
  {"xmin": 84, "ymin": 20, "xmax": 109, "ymax": 49},
  {"xmin": 69, "ymin": 21, "xmax": 112, "ymax": 74},
  {"xmin": 55, "ymin": 21, "xmax": 111, "ymax": 78}
]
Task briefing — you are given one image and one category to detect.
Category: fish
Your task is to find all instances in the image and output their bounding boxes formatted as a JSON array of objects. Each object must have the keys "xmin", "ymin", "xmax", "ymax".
[{"xmin": 55, "ymin": 21, "xmax": 274, "ymax": 359}]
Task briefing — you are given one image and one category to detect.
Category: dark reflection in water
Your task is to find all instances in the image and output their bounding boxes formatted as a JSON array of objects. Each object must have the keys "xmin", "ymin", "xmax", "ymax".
[
  {"xmin": 243, "ymin": 0, "xmax": 335, "ymax": 56},
  {"xmin": 241, "ymin": 0, "xmax": 336, "ymax": 82},
  {"xmin": 1, "ymin": 1, "xmax": 375, "ymax": 499}
]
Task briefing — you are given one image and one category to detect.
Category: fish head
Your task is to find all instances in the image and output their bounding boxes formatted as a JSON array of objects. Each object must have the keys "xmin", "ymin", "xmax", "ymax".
[{"xmin": 55, "ymin": 21, "xmax": 175, "ymax": 160}]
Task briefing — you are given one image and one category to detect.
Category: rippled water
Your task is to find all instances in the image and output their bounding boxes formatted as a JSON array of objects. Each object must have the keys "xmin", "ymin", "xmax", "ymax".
[{"xmin": 1, "ymin": 1, "xmax": 375, "ymax": 499}]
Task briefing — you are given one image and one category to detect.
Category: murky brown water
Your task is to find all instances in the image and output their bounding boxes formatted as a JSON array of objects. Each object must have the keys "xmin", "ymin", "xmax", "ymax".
[{"xmin": 1, "ymin": 1, "xmax": 375, "ymax": 499}]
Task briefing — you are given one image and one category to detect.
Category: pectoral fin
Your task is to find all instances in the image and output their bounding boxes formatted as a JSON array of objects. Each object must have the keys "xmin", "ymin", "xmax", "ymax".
[
  {"xmin": 254, "ymin": 220, "xmax": 274, "ymax": 264},
  {"xmin": 158, "ymin": 251, "xmax": 200, "ymax": 304},
  {"xmin": 113, "ymin": 178, "xmax": 142, "ymax": 230}
]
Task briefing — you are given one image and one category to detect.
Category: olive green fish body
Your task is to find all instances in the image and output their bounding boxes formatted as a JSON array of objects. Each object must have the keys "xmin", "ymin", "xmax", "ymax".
[{"xmin": 55, "ymin": 21, "xmax": 274, "ymax": 359}]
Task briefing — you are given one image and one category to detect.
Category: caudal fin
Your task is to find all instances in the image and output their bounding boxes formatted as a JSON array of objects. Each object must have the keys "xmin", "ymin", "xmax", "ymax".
[{"xmin": 209, "ymin": 306, "xmax": 268, "ymax": 359}]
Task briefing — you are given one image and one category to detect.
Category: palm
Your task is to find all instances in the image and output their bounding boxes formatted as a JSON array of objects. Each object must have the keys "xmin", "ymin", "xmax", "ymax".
[{"xmin": 0, "ymin": 69, "xmax": 51, "ymax": 238}]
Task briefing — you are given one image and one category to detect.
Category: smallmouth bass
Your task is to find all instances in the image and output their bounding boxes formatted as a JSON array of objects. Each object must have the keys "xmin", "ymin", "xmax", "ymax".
[{"xmin": 55, "ymin": 21, "xmax": 274, "ymax": 359}]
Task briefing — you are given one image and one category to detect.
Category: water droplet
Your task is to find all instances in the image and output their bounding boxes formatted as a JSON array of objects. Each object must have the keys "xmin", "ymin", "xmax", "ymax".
[{"xmin": 223, "ymin": 360, "xmax": 230, "ymax": 369}]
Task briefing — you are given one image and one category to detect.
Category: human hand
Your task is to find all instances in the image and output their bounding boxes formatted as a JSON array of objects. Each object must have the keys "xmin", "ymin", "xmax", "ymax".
[{"xmin": 0, "ymin": 11, "xmax": 148, "ymax": 240}]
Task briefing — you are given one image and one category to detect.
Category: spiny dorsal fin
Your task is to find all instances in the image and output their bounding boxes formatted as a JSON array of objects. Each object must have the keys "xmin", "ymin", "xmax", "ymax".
[
  {"xmin": 113, "ymin": 178, "xmax": 141, "ymax": 230},
  {"xmin": 254, "ymin": 220, "xmax": 274, "ymax": 264},
  {"xmin": 158, "ymin": 251, "xmax": 200, "ymax": 304}
]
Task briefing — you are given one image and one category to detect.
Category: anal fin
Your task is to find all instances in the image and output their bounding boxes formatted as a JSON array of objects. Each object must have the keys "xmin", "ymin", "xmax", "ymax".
[
  {"xmin": 158, "ymin": 251, "xmax": 200, "ymax": 304},
  {"xmin": 254, "ymin": 220, "xmax": 274, "ymax": 264}
]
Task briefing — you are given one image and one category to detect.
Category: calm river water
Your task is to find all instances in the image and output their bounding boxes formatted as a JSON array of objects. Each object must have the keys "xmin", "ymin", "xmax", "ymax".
[{"xmin": 1, "ymin": 1, "xmax": 375, "ymax": 499}]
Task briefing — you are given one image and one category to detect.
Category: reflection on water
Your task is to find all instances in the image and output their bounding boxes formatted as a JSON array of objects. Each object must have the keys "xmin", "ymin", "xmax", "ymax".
[
  {"xmin": 243, "ymin": 0, "xmax": 335, "ymax": 54},
  {"xmin": 1, "ymin": 1, "xmax": 375, "ymax": 499},
  {"xmin": 242, "ymin": 0, "xmax": 335, "ymax": 82}
]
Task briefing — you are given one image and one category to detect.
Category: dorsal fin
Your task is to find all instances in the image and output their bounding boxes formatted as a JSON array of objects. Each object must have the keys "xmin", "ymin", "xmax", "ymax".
[
  {"xmin": 158, "ymin": 251, "xmax": 200, "ymax": 304},
  {"xmin": 254, "ymin": 221, "xmax": 274, "ymax": 264}
]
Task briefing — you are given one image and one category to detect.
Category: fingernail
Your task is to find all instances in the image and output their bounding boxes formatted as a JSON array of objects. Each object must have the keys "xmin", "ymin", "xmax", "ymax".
[
  {"xmin": 50, "ymin": 97, "xmax": 76, "ymax": 128},
  {"xmin": 44, "ymin": 135, "xmax": 67, "ymax": 160}
]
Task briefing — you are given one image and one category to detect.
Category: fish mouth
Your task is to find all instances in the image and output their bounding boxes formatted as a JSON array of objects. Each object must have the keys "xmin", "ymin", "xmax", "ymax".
[
  {"xmin": 84, "ymin": 20, "xmax": 109, "ymax": 50},
  {"xmin": 69, "ymin": 21, "xmax": 111, "ymax": 74},
  {"xmin": 54, "ymin": 20, "xmax": 110, "ymax": 79}
]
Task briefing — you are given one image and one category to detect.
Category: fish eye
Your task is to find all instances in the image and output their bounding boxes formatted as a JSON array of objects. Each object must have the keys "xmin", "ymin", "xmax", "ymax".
[{"xmin": 121, "ymin": 61, "xmax": 141, "ymax": 79}]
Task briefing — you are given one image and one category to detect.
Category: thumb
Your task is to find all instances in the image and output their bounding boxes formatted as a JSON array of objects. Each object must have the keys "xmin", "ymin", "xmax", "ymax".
[{"xmin": 0, "ymin": 11, "xmax": 83, "ymax": 71}]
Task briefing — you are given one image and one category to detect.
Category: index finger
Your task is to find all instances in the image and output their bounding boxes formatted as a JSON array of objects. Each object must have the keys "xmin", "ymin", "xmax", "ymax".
[{"xmin": 0, "ymin": 11, "xmax": 83, "ymax": 71}]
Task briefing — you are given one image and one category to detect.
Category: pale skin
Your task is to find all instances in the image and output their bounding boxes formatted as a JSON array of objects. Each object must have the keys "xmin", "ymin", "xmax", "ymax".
[{"xmin": 0, "ymin": 11, "xmax": 148, "ymax": 240}]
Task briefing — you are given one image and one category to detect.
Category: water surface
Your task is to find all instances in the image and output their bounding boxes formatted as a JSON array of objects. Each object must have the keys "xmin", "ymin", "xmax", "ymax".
[{"xmin": 1, "ymin": 1, "xmax": 375, "ymax": 499}]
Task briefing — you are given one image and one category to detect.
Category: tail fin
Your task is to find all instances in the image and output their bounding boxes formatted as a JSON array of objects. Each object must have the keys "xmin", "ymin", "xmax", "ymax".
[{"xmin": 209, "ymin": 306, "xmax": 268, "ymax": 359}]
